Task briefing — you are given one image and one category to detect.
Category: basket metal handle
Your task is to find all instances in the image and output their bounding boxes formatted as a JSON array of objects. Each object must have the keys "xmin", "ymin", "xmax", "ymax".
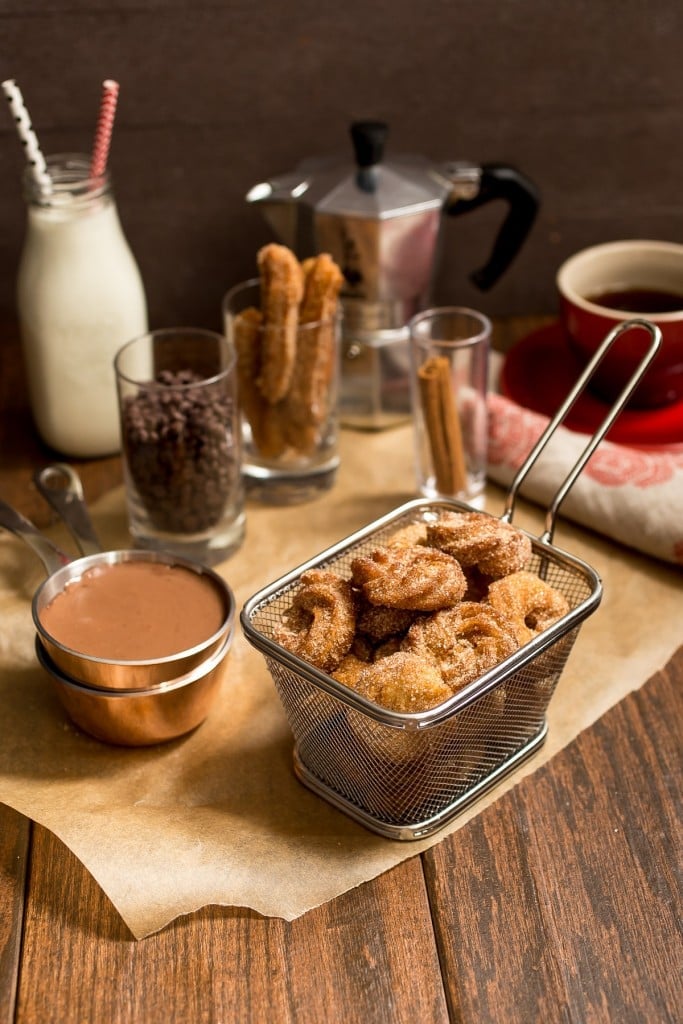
[{"xmin": 500, "ymin": 318, "xmax": 662, "ymax": 544}]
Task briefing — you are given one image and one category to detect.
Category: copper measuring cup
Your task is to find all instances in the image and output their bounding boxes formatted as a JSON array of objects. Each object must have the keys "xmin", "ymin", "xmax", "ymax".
[{"xmin": 0, "ymin": 486, "xmax": 235, "ymax": 691}]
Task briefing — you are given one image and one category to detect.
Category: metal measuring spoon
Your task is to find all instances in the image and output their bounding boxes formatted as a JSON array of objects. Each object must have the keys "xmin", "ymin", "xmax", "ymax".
[
  {"xmin": 0, "ymin": 499, "xmax": 72, "ymax": 575},
  {"xmin": 33, "ymin": 463, "xmax": 102, "ymax": 556}
]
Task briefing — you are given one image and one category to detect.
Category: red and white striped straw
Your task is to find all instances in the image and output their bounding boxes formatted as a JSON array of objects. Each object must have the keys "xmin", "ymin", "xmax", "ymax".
[
  {"xmin": 2, "ymin": 78, "xmax": 52, "ymax": 193},
  {"xmin": 90, "ymin": 79, "xmax": 120, "ymax": 179}
]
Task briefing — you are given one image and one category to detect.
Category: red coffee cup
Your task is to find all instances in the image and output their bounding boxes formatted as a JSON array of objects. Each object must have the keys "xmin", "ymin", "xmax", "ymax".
[{"xmin": 556, "ymin": 240, "xmax": 683, "ymax": 409}]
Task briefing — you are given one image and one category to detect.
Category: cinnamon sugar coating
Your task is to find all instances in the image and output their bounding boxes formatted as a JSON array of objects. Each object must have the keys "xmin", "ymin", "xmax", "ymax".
[
  {"xmin": 403, "ymin": 601, "xmax": 519, "ymax": 691},
  {"xmin": 256, "ymin": 243, "xmax": 304, "ymax": 403},
  {"xmin": 274, "ymin": 569, "xmax": 355, "ymax": 672},
  {"xmin": 353, "ymin": 651, "xmax": 453, "ymax": 713},
  {"xmin": 355, "ymin": 600, "xmax": 419, "ymax": 643},
  {"xmin": 351, "ymin": 545, "xmax": 467, "ymax": 611},
  {"xmin": 427, "ymin": 510, "xmax": 532, "ymax": 578},
  {"xmin": 384, "ymin": 522, "xmax": 428, "ymax": 549},
  {"xmin": 486, "ymin": 570, "xmax": 569, "ymax": 645}
]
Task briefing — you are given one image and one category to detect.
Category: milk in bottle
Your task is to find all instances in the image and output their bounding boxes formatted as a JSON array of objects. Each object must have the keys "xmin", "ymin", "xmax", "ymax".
[{"xmin": 17, "ymin": 153, "xmax": 148, "ymax": 456}]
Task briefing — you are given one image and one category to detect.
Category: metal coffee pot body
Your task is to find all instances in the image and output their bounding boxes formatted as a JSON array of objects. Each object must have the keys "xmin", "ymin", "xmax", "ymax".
[{"xmin": 247, "ymin": 122, "xmax": 539, "ymax": 428}]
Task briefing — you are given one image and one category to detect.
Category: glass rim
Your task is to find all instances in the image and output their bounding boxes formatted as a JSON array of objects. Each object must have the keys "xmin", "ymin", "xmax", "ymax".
[
  {"xmin": 409, "ymin": 305, "xmax": 492, "ymax": 348},
  {"xmin": 222, "ymin": 277, "xmax": 261, "ymax": 306},
  {"xmin": 23, "ymin": 152, "xmax": 110, "ymax": 205},
  {"xmin": 114, "ymin": 327, "xmax": 236, "ymax": 388}
]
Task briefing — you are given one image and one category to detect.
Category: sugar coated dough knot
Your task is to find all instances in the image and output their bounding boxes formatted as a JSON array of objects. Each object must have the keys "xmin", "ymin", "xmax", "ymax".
[
  {"xmin": 353, "ymin": 651, "xmax": 453, "ymax": 713},
  {"xmin": 351, "ymin": 545, "xmax": 466, "ymax": 611},
  {"xmin": 427, "ymin": 510, "xmax": 532, "ymax": 579},
  {"xmin": 273, "ymin": 569, "xmax": 355, "ymax": 672},
  {"xmin": 355, "ymin": 600, "xmax": 419, "ymax": 643},
  {"xmin": 403, "ymin": 601, "xmax": 519, "ymax": 691},
  {"xmin": 384, "ymin": 522, "xmax": 428, "ymax": 549},
  {"xmin": 331, "ymin": 653, "xmax": 368, "ymax": 689},
  {"xmin": 486, "ymin": 570, "xmax": 570, "ymax": 645}
]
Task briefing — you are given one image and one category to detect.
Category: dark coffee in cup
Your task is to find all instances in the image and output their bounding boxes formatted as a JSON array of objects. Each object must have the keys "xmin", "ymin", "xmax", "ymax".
[
  {"xmin": 556, "ymin": 241, "xmax": 683, "ymax": 409},
  {"xmin": 587, "ymin": 287, "xmax": 683, "ymax": 314}
]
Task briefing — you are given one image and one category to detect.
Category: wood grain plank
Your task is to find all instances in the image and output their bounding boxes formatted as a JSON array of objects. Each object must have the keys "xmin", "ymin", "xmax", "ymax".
[
  {"xmin": 0, "ymin": 805, "xmax": 30, "ymax": 1024},
  {"xmin": 15, "ymin": 828, "xmax": 447, "ymax": 1024},
  {"xmin": 424, "ymin": 654, "xmax": 683, "ymax": 1024}
]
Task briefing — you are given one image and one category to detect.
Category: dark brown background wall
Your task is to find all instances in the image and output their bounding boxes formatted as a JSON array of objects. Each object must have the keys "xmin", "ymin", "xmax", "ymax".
[{"xmin": 1, "ymin": 0, "xmax": 681, "ymax": 332}]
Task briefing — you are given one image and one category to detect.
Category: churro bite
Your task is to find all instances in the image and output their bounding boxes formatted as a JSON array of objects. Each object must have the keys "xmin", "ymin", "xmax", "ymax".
[
  {"xmin": 353, "ymin": 652, "xmax": 452, "ymax": 713},
  {"xmin": 426, "ymin": 510, "xmax": 532, "ymax": 578},
  {"xmin": 486, "ymin": 570, "xmax": 570, "ymax": 645},
  {"xmin": 384, "ymin": 522, "xmax": 428, "ymax": 549},
  {"xmin": 274, "ymin": 569, "xmax": 355, "ymax": 673},
  {"xmin": 350, "ymin": 545, "xmax": 467, "ymax": 611},
  {"xmin": 403, "ymin": 602, "xmax": 519, "ymax": 691},
  {"xmin": 355, "ymin": 600, "xmax": 419, "ymax": 644},
  {"xmin": 332, "ymin": 653, "xmax": 368, "ymax": 689}
]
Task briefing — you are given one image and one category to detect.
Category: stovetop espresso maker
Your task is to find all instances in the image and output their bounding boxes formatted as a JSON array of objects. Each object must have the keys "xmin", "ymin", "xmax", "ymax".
[{"xmin": 247, "ymin": 121, "xmax": 539, "ymax": 428}]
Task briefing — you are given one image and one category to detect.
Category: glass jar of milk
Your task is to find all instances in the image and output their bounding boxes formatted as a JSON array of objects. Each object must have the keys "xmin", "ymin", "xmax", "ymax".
[{"xmin": 17, "ymin": 153, "xmax": 148, "ymax": 456}]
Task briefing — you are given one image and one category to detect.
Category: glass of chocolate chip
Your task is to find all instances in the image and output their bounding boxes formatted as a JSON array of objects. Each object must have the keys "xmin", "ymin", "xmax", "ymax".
[{"xmin": 114, "ymin": 328, "xmax": 245, "ymax": 565}]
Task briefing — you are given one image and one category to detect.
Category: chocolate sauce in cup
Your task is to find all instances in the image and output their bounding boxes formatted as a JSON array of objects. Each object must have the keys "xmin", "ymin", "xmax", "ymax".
[{"xmin": 33, "ymin": 549, "xmax": 236, "ymax": 691}]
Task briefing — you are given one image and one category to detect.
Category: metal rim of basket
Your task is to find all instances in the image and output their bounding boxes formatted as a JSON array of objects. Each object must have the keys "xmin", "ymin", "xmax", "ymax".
[{"xmin": 242, "ymin": 494, "xmax": 601, "ymax": 730}]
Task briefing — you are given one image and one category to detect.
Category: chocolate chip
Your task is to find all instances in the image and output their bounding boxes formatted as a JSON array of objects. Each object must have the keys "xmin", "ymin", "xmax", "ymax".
[{"xmin": 121, "ymin": 369, "xmax": 238, "ymax": 534}]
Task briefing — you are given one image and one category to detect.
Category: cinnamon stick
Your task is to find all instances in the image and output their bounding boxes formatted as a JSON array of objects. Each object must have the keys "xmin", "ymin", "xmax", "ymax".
[{"xmin": 417, "ymin": 355, "xmax": 468, "ymax": 495}]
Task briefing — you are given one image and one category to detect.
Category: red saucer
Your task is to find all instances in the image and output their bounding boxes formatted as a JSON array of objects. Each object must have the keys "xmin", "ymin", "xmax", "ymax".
[{"xmin": 500, "ymin": 322, "xmax": 683, "ymax": 446}]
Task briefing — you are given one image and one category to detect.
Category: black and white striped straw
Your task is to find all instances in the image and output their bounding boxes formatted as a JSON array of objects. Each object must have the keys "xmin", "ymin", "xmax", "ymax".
[{"xmin": 2, "ymin": 78, "xmax": 52, "ymax": 194}]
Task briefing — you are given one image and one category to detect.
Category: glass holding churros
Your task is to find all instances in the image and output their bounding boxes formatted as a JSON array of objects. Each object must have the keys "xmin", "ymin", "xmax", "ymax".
[
  {"xmin": 224, "ymin": 245, "xmax": 343, "ymax": 504},
  {"xmin": 409, "ymin": 307, "xmax": 490, "ymax": 509}
]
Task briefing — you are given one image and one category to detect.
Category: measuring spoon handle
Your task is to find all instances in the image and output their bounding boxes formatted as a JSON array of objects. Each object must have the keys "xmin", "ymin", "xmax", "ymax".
[
  {"xmin": 0, "ymin": 499, "xmax": 71, "ymax": 576},
  {"xmin": 33, "ymin": 464, "xmax": 102, "ymax": 556}
]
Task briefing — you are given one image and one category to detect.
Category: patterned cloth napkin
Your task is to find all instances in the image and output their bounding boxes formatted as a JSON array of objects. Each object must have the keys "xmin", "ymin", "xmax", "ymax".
[{"xmin": 486, "ymin": 386, "xmax": 683, "ymax": 566}]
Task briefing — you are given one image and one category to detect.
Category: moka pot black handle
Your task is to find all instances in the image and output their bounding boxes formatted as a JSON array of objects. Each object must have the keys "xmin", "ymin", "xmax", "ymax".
[{"xmin": 446, "ymin": 163, "xmax": 540, "ymax": 291}]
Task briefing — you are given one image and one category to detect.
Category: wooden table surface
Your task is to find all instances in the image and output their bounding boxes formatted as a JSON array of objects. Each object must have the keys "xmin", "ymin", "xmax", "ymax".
[{"xmin": 0, "ymin": 318, "xmax": 681, "ymax": 1024}]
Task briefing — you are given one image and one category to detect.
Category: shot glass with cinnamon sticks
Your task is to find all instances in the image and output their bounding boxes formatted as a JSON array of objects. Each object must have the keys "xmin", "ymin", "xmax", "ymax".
[{"xmin": 409, "ymin": 307, "xmax": 490, "ymax": 509}]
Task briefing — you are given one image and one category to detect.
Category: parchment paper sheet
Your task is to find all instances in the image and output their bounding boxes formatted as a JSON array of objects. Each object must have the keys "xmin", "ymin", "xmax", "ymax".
[{"xmin": 1, "ymin": 427, "xmax": 680, "ymax": 939}]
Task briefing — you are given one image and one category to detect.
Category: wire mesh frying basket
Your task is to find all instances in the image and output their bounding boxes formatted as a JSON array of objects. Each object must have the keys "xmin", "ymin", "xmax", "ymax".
[{"xmin": 242, "ymin": 320, "xmax": 662, "ymax": 839}]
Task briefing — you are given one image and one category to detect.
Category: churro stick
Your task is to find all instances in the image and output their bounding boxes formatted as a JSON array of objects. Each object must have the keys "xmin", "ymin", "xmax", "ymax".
[
  {"xmin": 256, "ymin": 243, "xmax": 304, "ymax": 403},
  {"xmin": 233, "ymin": 306, "xmax": 286, "ymax": 459},
  {"xmin": 284, "ymin": 254, "xmax": 343, "ymax": 452},
  {"xmin": 255, "ymin": 404, "xmax": 288, "ymax": 460},
  {"xmin": 299, "ymin": 253, "xmax": 344, "ymax": 325}
]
